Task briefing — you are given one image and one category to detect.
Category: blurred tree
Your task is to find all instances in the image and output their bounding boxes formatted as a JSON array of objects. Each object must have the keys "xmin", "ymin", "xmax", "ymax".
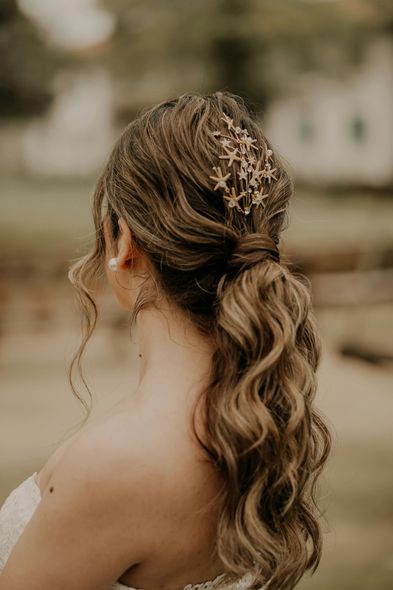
[
  {"xmin": 101, "ymin": 0, "xmax": 387, "ymax": 116},
  {"xmin": 0, "ymin": 0, "xmax": 68, "ymax": 118},
  {"xmin": 362, "ymin": 0, "xmax": 393, "ymax": 37},
  {"xmin": 1, "ymin": 0, "xmax": 390, "ymax": 119},
  {"xmin": 208, "ymin": 0, "xmax": 264, "ymax": 111}
]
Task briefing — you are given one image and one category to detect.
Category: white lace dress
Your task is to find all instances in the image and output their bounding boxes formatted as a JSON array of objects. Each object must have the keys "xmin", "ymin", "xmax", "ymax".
[{"xmin": 0, "ymin": 472, "xmax": 259, "ymax": 590}]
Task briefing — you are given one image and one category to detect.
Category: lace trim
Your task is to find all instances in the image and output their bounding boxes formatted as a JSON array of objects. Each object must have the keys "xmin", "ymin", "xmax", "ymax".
[
  {"xmin": 183, "ymin": 570, "xmax": 255, "ymax": 590},
  {"xmin": 183, "ymin": 572, "xmax": 228, "ymax": 590},
  {"xmin": 110, "ymin": 570, "xmax": 255, "ymax": 590},
  {"xmin": 0, "ymin": 472, "xmax": 41, "ymax": 570}
]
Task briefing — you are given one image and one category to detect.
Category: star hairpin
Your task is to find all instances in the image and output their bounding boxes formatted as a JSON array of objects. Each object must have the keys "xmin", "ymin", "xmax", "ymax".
[
  {"xmin": 219, "ymin": 145, "xmax": 242, "ymax": 168},
  {"xmin": 223, "ymin": 187, "xmax": 243, "ymax": 210},
  {"xmin": 209, "ymin": 113, "xmax": 278, "ymax": 215},
  {"xmin": 252, "ymin": 189, "xmax": 270, "ymax": 207},
  {"xmin": 209, "ymin": 166, "xmax": 230, "ymax": 191}
]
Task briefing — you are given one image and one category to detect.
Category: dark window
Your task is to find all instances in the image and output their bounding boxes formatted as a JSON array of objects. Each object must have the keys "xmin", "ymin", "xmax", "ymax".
[
  {"xmin": 351, "ymin": 115, "xmax": 366, "ymax": 142},
  {"xmin": 298, "ymin": 111, "xmax": 315, "ymax": 142}
]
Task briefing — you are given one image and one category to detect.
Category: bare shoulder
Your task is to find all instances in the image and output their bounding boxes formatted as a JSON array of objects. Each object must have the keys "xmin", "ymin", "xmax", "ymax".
[
  {"xmin": 46, "ymin": 413, "xmax": 170, "ymax": 506},
  {"xmin": 48, "ymin": 399, "xmax": 219, "ymax": 525},
  {"xmin": 0, "ymin": 407, "xmax": 189, "ymax": 589},
  {"xmin": 0, "ymin": 400, "xmax": 223, "ymax": 588}
]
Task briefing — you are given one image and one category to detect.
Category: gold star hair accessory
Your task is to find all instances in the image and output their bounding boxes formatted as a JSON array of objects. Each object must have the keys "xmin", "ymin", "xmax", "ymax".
[{"xmin": 209, "ymin": 112, "xmax": 278, "ymax": 215}]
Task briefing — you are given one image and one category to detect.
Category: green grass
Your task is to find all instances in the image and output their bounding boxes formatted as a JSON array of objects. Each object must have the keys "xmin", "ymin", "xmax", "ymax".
[
  {"xmin": 285, "ymin": 187, "xmax": 393, "ymax": 253},
  {"xmin": 2, "ymin": 174, "xmax": 393, "ymax": 257},
  {"xmin": 1, "ymin": 174, "xmax": 96, "ymax": 255}
]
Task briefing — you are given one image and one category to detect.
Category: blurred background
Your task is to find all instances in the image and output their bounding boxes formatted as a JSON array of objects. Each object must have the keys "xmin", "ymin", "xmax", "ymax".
[{"xmin": 1, "ymin": 0, "xmax": 392, "ymax": 588}]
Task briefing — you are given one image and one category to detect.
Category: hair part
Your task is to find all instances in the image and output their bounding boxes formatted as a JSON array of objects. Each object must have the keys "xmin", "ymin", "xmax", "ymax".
[{"xmin": 67, "ymin": 91, "xmax": 332, "ymax": 590}]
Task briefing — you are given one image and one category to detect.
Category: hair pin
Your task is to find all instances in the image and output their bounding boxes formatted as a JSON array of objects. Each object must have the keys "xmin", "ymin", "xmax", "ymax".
[{"xmin": 209, "ymin": 113, "xmax": 277, "ymax": 216}]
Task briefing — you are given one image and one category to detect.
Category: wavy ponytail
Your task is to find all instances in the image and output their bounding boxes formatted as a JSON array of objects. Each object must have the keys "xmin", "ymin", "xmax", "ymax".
[
  {"xmin": 67, "ymin": 91, "xmax": 332, "ymax": 590},
  {"xmin": 192, "ymin": 237, "xmax": 331, "ymax": 590}
]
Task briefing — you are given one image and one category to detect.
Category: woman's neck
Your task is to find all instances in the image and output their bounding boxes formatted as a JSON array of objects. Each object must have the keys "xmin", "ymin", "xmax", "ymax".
[{"xmin": 134, "ymin": 303, "xmax": 214, "ymax": 402}]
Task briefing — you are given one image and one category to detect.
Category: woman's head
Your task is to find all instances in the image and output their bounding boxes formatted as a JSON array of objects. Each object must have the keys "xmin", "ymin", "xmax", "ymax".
[
  {"xmin": 68, "ymin": 91, "xmax": 332, "ymax": 590},
  {"xmin": 98, "ymin": 91, "xmax": 291, "ymax": 330}
]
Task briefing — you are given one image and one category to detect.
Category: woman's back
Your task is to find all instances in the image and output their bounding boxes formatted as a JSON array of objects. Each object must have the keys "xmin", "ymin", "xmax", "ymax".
[{"xmin": 36, "ymin": 386, "xmax": 228, "ymax": 590}]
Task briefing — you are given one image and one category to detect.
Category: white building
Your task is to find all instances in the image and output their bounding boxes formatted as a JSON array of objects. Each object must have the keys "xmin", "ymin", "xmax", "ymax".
[
  {"xmin": 264, "ymin": 36, "xmax": 393, "ymax": 188},
  {"xmin": 22, "ymin": 68, "xmax": 115, "ymax": 177}
]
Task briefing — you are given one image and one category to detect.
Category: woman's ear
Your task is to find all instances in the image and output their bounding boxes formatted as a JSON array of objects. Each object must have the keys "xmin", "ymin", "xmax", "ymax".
[{"xmin": 116, "ymin": 217, "xmax": 137, "ymax": 270}]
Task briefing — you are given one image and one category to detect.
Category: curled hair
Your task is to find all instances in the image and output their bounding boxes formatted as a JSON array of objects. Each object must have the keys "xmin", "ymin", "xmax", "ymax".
[{"xmin": 67, "ymin": 91, "xmax": 332, "ymax": 590}]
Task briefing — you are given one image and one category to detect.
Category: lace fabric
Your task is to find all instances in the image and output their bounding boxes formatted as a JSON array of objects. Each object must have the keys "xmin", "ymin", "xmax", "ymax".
[
  {"xmin": 0, "ymin": 472, "xmax": 258, "ymax": 590},
  {"xmin": 0, "ymin": 472, "xmax": 41, "ymax": 571}
]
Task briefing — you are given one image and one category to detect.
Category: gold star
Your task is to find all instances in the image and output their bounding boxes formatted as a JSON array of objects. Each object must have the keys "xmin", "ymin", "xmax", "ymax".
[
  {"xmin": 220, "ymin": 138, "xmax": 232, "ymax": 148},
  {"xmin": 209, "ymin": 166, "xmax": 231, "ymax": 190},
  {"xmin": 239, "ymin": 143, "xmax": 247, "ymax": 154},
  {"xmin": 219, "ymin": 145, "xmax": 241, "ymax": 168},
  {"xmin": 263, "ymin": 166, "xmax": 278, "ymax": 183},
  {"xmin": 221, "ymin": 113, "xmax": 234, "ymax": 131},
  {"xmin": 238, "ymin": 169, "xmax": 248, "ymax": 181},
  {"xmin": 249, "ymin": 159, "xmax": 265, "ymax": 186},
  {"xmin": 223, "ymin": 187, "xmax": 242, "ymax": 209},
  {"xmin": 252, "ymin": 190, "xmax": 269, "ymax": 207},
  {"xmin": 241, "ymin": 135, "xmax": 258, "ymax": 151}
]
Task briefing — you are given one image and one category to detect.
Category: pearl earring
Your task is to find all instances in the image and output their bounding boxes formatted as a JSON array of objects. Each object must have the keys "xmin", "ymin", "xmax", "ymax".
[{"xmin": 108, "ymin": 257, "xmax": 119, "ymax": 271}]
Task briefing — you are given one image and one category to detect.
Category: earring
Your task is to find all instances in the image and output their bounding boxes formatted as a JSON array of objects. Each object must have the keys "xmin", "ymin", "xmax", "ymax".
[{"xmin": 108, "ymin": 257, "xmax": 119, "ymax": 271}]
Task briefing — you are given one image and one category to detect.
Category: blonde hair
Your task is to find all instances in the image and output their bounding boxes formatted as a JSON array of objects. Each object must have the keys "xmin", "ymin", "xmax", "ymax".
[{"xmin": 68, "ymin": 91, "xmax": 332, "ymax": 590}]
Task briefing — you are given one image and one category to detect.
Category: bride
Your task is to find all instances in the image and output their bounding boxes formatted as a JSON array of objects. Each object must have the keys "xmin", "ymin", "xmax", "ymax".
[{"xmin": 0, "ymin": 91, "xmax": 331, "ymax": 590}]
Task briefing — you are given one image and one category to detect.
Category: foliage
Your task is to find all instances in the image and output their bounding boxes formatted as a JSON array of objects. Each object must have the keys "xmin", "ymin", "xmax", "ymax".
[
  {"xmin": 101, "ymin": 0, "xmax": 389, "ymax": 114},
  {"xmin": 0, "ymin": 0, "xmax": 69, "ymax": 118},
  {"xmin": 1, "ymin": 0, "xmax": 391, "ymax": 118}
]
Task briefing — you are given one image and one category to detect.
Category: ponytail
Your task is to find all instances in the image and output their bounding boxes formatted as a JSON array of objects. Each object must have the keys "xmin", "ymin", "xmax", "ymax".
[{"xmin": 192, "ymin": 239, "xmax": 332, "ymax": 590}]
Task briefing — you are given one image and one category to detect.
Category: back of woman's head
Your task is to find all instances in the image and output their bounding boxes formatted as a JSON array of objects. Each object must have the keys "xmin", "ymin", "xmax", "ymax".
[{"xmin": 68, "ymin": 91, "xmax": 332, "ymax": 590}]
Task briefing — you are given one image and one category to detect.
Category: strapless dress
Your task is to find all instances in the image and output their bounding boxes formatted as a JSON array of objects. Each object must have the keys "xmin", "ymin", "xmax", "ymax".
[{"xmin": 0, "ymin": 472, "xmax": 261, "ymax": 590}]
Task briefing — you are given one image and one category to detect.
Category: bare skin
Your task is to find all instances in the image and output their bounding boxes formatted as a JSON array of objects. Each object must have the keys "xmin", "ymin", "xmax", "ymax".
[{"xmin": 0, "ymin": 216, "xmax": 227, "ymax": 590}]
